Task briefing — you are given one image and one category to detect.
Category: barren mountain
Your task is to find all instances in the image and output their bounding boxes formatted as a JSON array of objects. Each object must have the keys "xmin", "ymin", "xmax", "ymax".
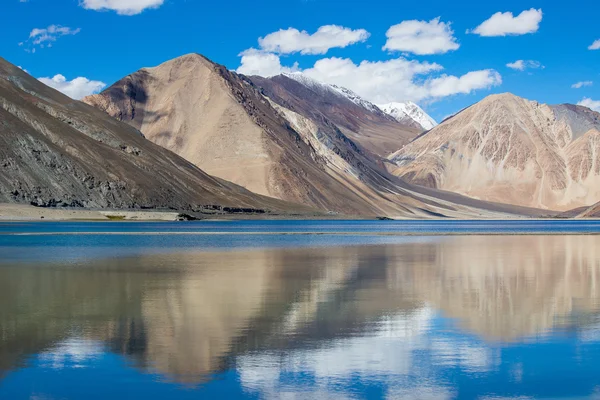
[
  {"xmin": 388, "ymin": 93, "xmax": 600, "ymax": 210},
  {"xmin": 84, "ymin": 54, "xmax": 409, "ymax": 216},
  {"xmin": 85, "ymin": 54, "xmax": 547, "ymax": 218},
  {"xmin": 0, "ymin": 56, "xmax": 305, "ymax": 214},
  {"xmin": 575, "ymin": 199, "xmax": 600, "ymax": 218},
  {"xmin": 249, "ymin": 72, "xmax": 422, "ymax": 158}
]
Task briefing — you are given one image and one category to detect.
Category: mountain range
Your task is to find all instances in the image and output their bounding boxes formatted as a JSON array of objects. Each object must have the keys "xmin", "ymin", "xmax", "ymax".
[
  {"xmin": 2, "ymin": 52, "xmax": 600, "ymax": 218},
  {"xmin": 83, "ymin": 54, "xmax": 543, "ymax": 218}
]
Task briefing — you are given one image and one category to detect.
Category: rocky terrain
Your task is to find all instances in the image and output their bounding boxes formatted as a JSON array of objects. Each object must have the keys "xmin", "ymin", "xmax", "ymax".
[
  {"xmin": 575, "ymin": 200, "xmax": 600, "ymax": 218},
  {"xmin": 388, "ymin": 93, "xmax": 600, "ymax": 210},
  {"xmin": 85, "ymin": 54, "xmax": 542, "ymax": 218},
  {"xmin": 250, "ymin": 72, "xmax": 422, "ymax": 158},
  {"xmin": 0, "ymin": 56, "xmax": 311, "ymax": 215}
]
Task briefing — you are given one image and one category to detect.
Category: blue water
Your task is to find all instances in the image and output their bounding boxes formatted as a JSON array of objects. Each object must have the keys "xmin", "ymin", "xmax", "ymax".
[
  {"xmin": 3, "ymin": 219, "xmax": 600, "ymax": 234},
  {"xmin": 1, "ymin": 221, "xmax": 600, "ymax": 399}
]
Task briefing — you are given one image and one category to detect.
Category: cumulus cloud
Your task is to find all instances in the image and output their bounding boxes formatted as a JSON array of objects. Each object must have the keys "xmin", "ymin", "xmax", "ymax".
[
  {"xmin": 238, "ymin": 53, "xmax": 501, "ymax": 104},
  {"xmin": 80, "ymin": 0, "xmax": 164, "ymax": 15},
  {"xmin": 425, "ymin": 70, "xmax": 502, "ymax": 98},
  {"xmin": 22, "ymin": 25, "xmax": 80, "ymax": 51},
  {"xmin": 506, "ymin": 60, "xmax": 543, "ymax": 71},
  {"xmin": 38, "ymin": 74, "xmax": 106, "ymax": 100},
  {"xmin": 257, "ymin": 25, "xmax": 370, "ymax": 55},
  {"xmin": 589, "ymin": 40, "xmax": 600, "ymax": 50},
  {"xmin": 470, "ymin": 8, "xmax": 542, "ymax": 37},
  {"xmin": 383, "ymin": 18, "xmax": 460, "ymax": 55},
  {"xmin": 578, "ymin": 98, "xmax": 600, "ymax": 112},
  {"xmin": 236, "ymin": 49, "xmax": 299, "ymax": 76},
  {"xmin": 572, "ymin": 81, "xmax": 593, "ymax": 89}
]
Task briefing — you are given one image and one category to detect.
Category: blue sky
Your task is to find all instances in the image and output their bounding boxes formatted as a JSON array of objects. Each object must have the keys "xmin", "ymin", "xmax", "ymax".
[{"xmin": 1, "ymin": 0, "xmax": 598, "ymax": 121}]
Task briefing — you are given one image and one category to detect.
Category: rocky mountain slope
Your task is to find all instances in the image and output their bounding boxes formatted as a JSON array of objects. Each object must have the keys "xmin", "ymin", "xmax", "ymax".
[
  {"xmin": 250, "ymin": 72, "xmax": 422, "ymax": 158},
  {"xmin": 84, "ymin": 54, "xmax": 544, "ymax": 218},
  {"xmin": 0, "ymin": 56, "xmax": 307, "ymax": 214},
  {"xmin": 388, "ymin": 93, "xmax": 600, "ymax": 210},
  {"xmin": 575, "ymin": 200, "xmax": 600, "ymax": 218},
  {"xmin": 378, "ymin": 102, "xmax": 437, "ymax": 131},
  {"xmin": 84, "ymin": 53, "xmax": 402, "ymax": 216}
]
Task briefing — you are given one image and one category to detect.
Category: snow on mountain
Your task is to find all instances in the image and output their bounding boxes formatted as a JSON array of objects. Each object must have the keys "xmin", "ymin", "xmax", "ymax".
[
  {"xmin": 282, "ymin": 72, "xmax": 382, "ymax": 115},
  {"xmin": 378, "ymin": 102, "xmax": 437, "ymax": 131},
  {"xmin": 281, "ymin": 73, "xmax": 436, "ymax": 131},
  {"xmin": 328, "ymin": 85, "xmax": 381, "ymax": 113}
]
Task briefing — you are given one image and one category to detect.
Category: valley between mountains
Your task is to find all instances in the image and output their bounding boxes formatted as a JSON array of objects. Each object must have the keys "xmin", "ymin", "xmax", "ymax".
[{"xmin": 2, "ymin": 53, "xmax": 600, "ymax": 219}]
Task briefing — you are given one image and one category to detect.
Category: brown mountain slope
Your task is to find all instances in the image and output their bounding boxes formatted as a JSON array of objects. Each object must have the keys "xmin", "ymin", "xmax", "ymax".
[
  {"xmin": 85, "ymin": 54, "xmax": 548, "ymax": 218},
  {"xmin": 249, "ymin": 73, "xmax": 421, "ymax": 158},
  {"xmin": 388, "ymin": 93, "xmax": 600, "ymax": 210},
  {"xmin": 84, "ymin": 53, "xmax": 398, "ymax": 215},
  {"xmin": 575, "ymin": 194, "xmax": 600, "ymax": 218},
  {"xmin": 0, "ymin": 56, "xmax": 308, "ymax": 213}
]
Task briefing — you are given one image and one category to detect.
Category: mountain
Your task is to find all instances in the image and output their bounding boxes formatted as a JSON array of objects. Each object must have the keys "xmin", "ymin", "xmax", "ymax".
[
  {"xmin": 84, "ymin": 53, "xmax": 407, "ymax": 216},
  {"xmin": 378, "ymin": 102, "xmax": 437, "ymax": 131},
  {"xmin": 250, "ymin": 72, "xmax": 422, "ymax": 158},
  {"xmin": 84, "ymin": 54, "xmax": 544, "ymax": 218},
  {"xmin": 0, "ymin": 56, "xmax": 307, "ymax": 214},
  {"xmin": 387, "ymin": 93, "xmax": 600, "ymax": 210},
  {"xmin": 575, "ymin": 200, "xmax": 600, "ymax": 218}
]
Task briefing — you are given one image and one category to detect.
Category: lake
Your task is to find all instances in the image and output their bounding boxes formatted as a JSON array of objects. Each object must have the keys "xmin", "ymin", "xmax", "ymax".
[{"xmin": 1, "ymin": 220, "xmax": 600, "ymax": 399}]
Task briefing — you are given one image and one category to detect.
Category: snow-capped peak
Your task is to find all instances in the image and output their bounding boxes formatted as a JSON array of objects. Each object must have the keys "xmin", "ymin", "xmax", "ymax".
[
  {"xmin": 281, "ymin": 72, "xmax": 381, "ymax": 114},
  {"xmin": 282, "ymin": 72, "xmax": 325, "ymax": 91},
  {"xmin": 378, "ymin": 102, "xmax": 437, "ymax": 131},
  {"xmin": 328, "ymin": 84, "xmax": 381, "ymax": 113}
]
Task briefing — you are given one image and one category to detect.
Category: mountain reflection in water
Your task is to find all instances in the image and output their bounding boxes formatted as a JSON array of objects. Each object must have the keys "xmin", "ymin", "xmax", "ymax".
[{"xmin": 2, "ymin": 235, "xmax": 600, "ymax": 398}]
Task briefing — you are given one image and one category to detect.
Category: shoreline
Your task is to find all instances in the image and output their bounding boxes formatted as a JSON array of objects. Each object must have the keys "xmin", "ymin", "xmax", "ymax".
[{"xmin": 0, "ymin": 203, "xmax": 596, "ymax": 223}]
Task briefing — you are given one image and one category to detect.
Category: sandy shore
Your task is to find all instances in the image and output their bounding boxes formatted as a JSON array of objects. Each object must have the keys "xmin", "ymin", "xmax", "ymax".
[{"xmin": 0, "ymin": 204, "xmax": 184, "ymax": 221}]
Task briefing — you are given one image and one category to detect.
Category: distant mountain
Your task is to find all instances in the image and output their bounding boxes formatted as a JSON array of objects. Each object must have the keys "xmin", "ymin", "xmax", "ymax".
[
  {"xmin": 575, "ymin": 201, "xmax": 600, "ymax": 218},
  {"xmin": 387, "ymin": 93, "xmax": 600, "ymax": 210},
  {"xmin": 84, "ymin": 54, "xmax": 541, "ymax": 218},
  {"xmin": 378, "ymin": 102, "xmax": 437, "ymax": 131},
  {"xmin": 0, "ymin": 56, "xmax": 304, "ymax": 214},
  {"xmin": 251, "ymin": 72, "xmax": 421, "ymax": 158},
  {"xmin": 283, "ymin": 72, "xmax": 383, "ymax": 114}
]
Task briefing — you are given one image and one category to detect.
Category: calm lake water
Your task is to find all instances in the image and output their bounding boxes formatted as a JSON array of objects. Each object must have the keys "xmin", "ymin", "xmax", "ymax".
[{"xmin": 2, "ymin": 220, "xmax": 600, "ymax": 399}]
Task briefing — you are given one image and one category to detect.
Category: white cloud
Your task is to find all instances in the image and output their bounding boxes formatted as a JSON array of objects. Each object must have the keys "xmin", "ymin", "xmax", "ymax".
[
  {"xmin": 572, "ymin": 81, "xmax": 593, "ymax": 89},
  {"xmin": 589, "ymin": 40, "xmax": 600, "ymax": 50},
  {"xmin": 470, "ymin": 8, "xmax": 542, "ymax": 37},
  {"xmin": 383, "ymin": 18, "xmax": 460, "ymax": 55},
  {"xmin": 38, "ymin": 74, "xmax": 106, "ymax": 100},
  {"xmin": 257, "ymin": 25, "xmax": 369, "ymax": 55},
  {"xmin": 578, "ymin": 98, "xmax": 600, "ymax": 112},
  {"xmin": 80, "ymin": 0, "xmax": 164, "ymax": 15},
  {"xmin": 506, "ymin": 60, "xmax": 543, "ymax": 71},
  {"xmin": 424, "ymin": 70, "xmax": 502, "ymax": 98},
  {"xmin": 238, "ymin": 53, "xmax": 502, "ymax": 104},
  {"xmin": 236, "ymin": 49, "xmax": 299, "ymax": 77},
  {"xmin": 23, "ymin": 25, "xmax": 80, "ymax": 50}
]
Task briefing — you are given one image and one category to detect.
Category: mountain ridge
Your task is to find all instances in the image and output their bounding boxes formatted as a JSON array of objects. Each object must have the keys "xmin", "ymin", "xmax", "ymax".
[
  {"xmin": 0, "ymin": 55, "xmax": 311, "ymax": 214},
  {"xmin": 84, "ymin": 53, "xmax": 546, "ymax": 218},
  {"xmin": 387, "ymin": 92, "xmax": 600, "ymax": 210}
]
